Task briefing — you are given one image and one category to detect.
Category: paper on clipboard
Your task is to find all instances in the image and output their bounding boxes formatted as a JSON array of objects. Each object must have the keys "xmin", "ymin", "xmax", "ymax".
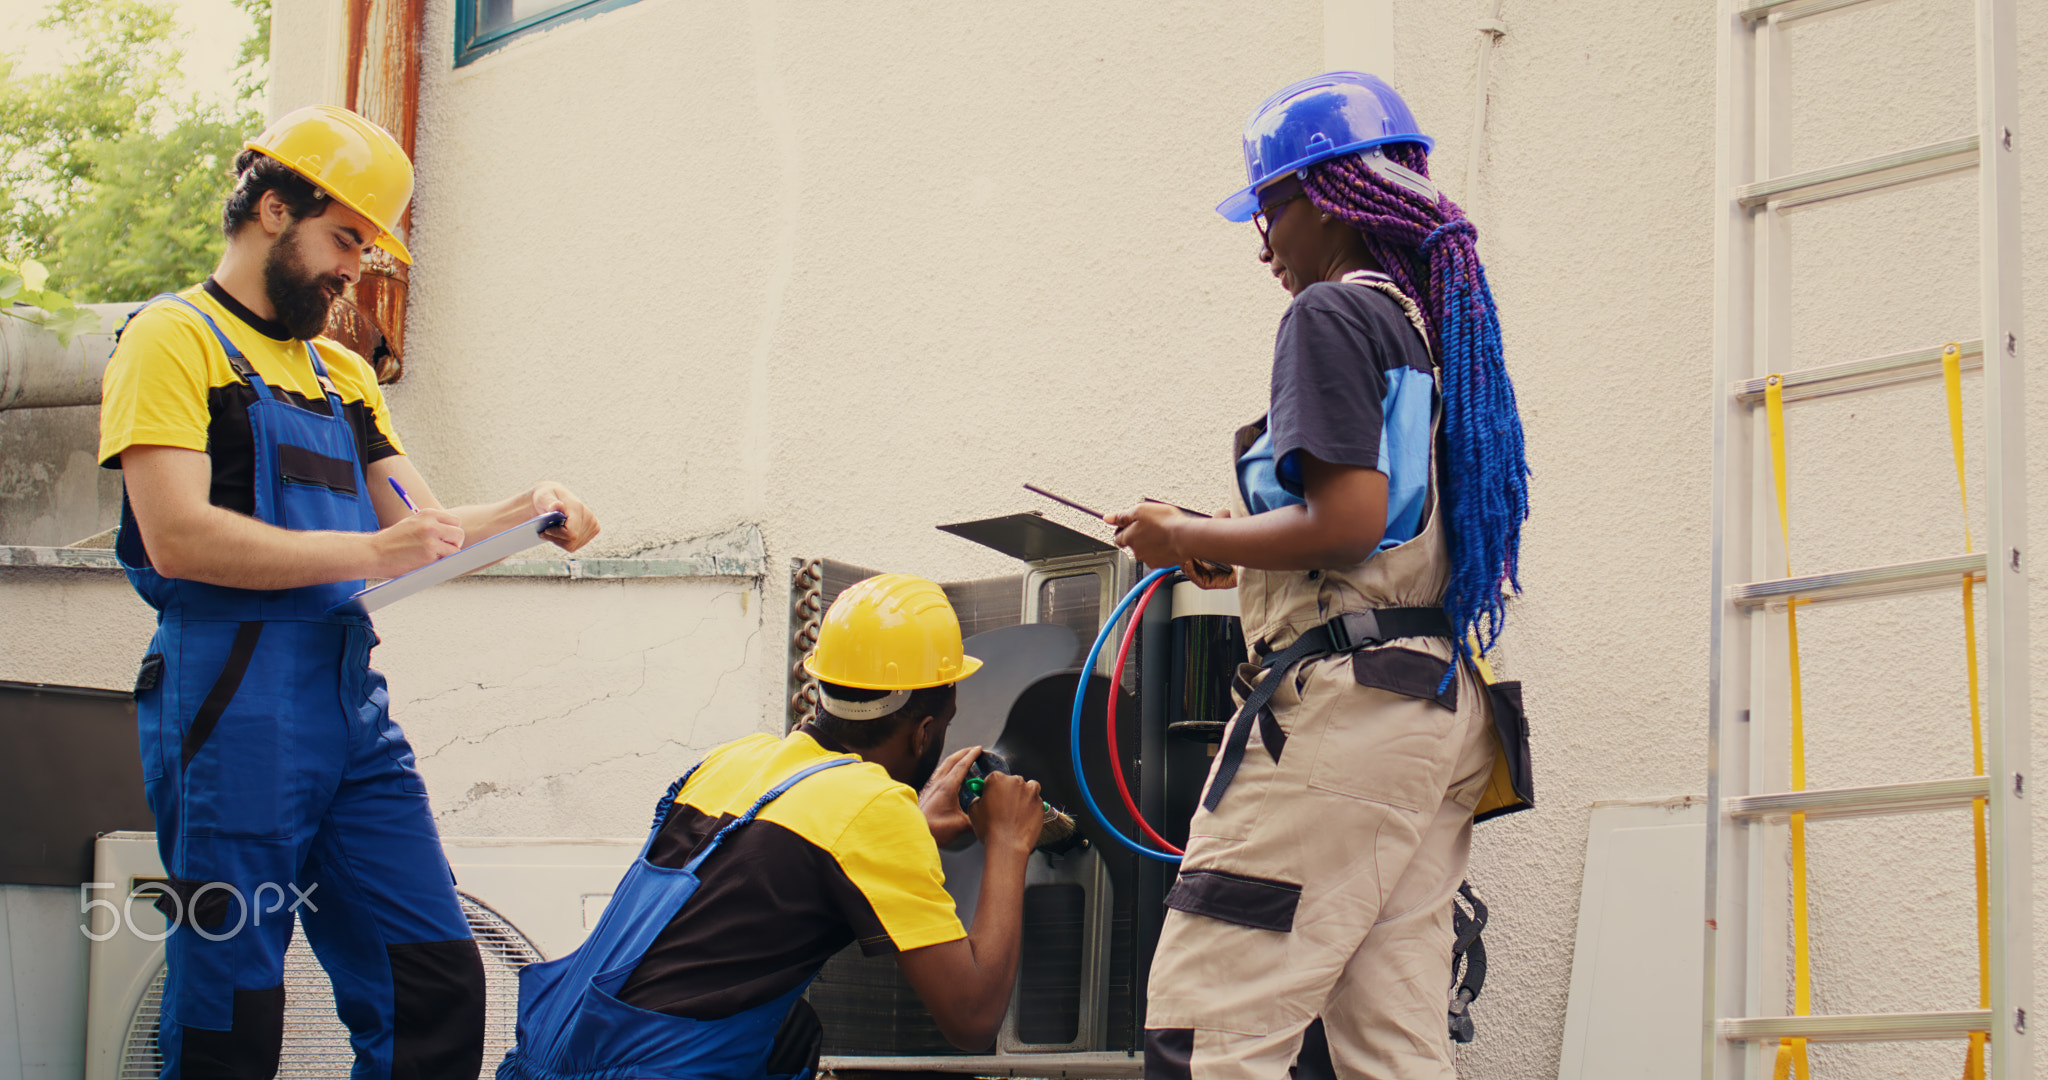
[{"xmin": 327, "ymin": 511, "xmax": 566, "ymax": 616}]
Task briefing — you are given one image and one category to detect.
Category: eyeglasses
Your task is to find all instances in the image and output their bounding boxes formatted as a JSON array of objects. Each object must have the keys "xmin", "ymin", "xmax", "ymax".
[
  {"xmin": 1251, "ymin": 176, "xmax": 1307, "ymax": 244},
  {"xmin": 1252, "ymin": 199, "xmax": 1289, "ymax": 243}
]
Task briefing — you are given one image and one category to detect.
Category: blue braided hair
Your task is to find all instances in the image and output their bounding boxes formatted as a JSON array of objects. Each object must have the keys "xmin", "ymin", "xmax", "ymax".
[{"xmin": 1301, "ymin": 145, "xmax": 1530, "ymax": 659}]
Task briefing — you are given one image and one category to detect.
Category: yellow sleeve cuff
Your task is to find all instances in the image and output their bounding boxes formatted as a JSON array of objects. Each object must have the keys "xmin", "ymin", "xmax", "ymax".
[{"xmin": 100, "ymin": 427, "xmax": 210, "ymax": 467}]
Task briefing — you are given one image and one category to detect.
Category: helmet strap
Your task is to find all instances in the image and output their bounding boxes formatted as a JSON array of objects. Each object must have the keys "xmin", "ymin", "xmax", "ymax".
[
  {"xmin": 819, "ymin": 687, "xmax": 911, "ymax": 720},
  {"xmin": 1359, "ymin": 147, "xmax": 1438, "ymax": 203}
]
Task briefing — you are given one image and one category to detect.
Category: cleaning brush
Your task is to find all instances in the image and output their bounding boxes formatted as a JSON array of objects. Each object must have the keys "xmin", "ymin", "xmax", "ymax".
[{"xmin": 960, "ymin": 751, "xmax": 1081, "ymax": 852}]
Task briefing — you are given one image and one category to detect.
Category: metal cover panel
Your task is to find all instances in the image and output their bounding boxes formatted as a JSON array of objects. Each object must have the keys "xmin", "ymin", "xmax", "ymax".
[
  {"xmin": 1558, "ymin": 799, "xmax": 1706, "ymax": 1079},
  {"xmin": 937, "ymin": 513, "xmax": 1114, "ymax": 563},
  {"xmin": 0, "ymin": 682, "xmax": 155, "ymax": 885}
]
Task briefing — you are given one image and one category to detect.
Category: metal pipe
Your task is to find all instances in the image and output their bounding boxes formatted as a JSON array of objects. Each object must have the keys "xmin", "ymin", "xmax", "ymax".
[
  {"xmin": 332, "ymin": 0, "xmax": 424, "ymax": 382},
  {"xmin": 0, "ymin": 304, "xmax": 135, "ymax": 410}
]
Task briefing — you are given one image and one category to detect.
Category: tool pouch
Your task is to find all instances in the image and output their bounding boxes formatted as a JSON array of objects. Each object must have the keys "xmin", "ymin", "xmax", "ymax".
[{"xmin": 1473, "ymin": 679, "xmax": 1533, "ymax": 822}]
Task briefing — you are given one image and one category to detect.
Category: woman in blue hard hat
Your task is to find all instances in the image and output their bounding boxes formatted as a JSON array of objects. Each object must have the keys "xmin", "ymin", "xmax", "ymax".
[{"xmin": 1109, "ymin": 72, "xmax": 1532, "ymax": 1080}]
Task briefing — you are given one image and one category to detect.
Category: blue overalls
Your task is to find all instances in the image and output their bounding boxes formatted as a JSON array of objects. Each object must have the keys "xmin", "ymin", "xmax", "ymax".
[
  {"xmin": 119, "ymin": 294, "xmax": 485, "ymax": 1080},
  {"xmin": 498, "ymin": 758, "xmax": 853, "ymax": 1080}
]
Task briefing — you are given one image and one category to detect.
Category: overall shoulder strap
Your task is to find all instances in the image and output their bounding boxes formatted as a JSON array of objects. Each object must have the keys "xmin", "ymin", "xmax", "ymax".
[
  {"xmin": 302, "ymin": 341, "xmax": 343, "ymax": 406},
  {"xmin": 681, "ymin": 757, "xmax": 857, "ymax": 874},
  {"xmin": 649, "ymin": 760, "xmax": 708, "ymax": 834}
]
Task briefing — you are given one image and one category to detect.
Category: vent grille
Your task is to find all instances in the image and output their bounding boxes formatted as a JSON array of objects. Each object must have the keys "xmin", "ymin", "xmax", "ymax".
[
  {"xmin": 1016, "ymin": 883, "xmax": 1086, "ymax": 1044},
  {"xmin": 118, "ymin": 893, "xmax": 539, "ymax": 1077}
]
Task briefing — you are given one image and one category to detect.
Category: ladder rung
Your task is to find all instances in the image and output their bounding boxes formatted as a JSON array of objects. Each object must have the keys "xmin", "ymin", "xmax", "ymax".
[
  {"xmin": 1740, "ymin": 0, "xmax": 1887, "ymax": 23},
  {"xmin": 1735, "ymin": 136, "xmax": 1978, "ymax": 210},
  {"xmin": 1725, "ymin": 776, "xmax": 1990, "ymax": 822},
  {"xmin": 1733, "ymin": 340, "xmax": 1983, "ymax": 405},
  {"xmin": 1721, "ymin": 1010, "xmax": 1992, "ymax": 1043},
  {"xmin": 1731, "ymin": 553, "xmax": 1984, "ymax": 610}
]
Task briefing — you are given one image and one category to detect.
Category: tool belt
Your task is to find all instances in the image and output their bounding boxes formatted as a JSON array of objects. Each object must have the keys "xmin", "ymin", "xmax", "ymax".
[{"xmin": 1204, "ymin": 607, "xmax": 1454, "ymax": 812}]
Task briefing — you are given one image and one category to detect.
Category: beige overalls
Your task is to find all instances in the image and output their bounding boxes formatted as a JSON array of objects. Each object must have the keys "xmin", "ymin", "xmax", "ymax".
[{"xmin": 1144, "ymin": 276, "xmax": 1499, "ymax": 1080}]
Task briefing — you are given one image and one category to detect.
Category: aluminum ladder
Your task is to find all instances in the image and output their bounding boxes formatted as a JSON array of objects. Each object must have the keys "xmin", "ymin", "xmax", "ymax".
[{"xmin": 1704, "ymin": 0, "xmax": 2030, "ymax": 1077}]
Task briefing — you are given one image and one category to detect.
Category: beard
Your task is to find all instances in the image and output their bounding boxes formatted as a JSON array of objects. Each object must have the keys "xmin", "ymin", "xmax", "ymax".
[
  {"xmin": 908, "ymin": 730, "xmax": 950, "ymax": 793},
  {"xmin": 263, "ymin": 223, "xmax": 347, "ymax": 340}
]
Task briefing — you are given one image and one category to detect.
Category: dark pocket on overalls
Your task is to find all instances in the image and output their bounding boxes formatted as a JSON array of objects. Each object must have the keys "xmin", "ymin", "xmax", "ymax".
[
  {"xmin": 275, "ymin": 442, "xmax": 368, "ymax": 533},
  {"xmin": 135, "ymin": 653, "xmax": 166, "ymax": 781},
  {"xmin": 1348, "ymin": 646, "xmax": 1458, "ymax": 711},
  {"xmin": 278, "ymin": 443, "xmax": 359, "ymax": 496},
  {"xmin": 1164, "ymin": 868, "xmax": 1303, "ymax": 932}
]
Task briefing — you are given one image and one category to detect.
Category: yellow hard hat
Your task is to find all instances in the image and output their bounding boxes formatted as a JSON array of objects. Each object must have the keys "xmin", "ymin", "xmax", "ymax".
[
  {"xmin": 802, "ymin": 574, "xmax": 984, "ymax": 691},
  {"xmin": 244, "ymin": 105, "xmax": 415, "ymax": 264}
]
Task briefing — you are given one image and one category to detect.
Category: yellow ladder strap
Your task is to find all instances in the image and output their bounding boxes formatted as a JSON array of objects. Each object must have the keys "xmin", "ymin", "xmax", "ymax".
[
  {"xmin": 1774, "ymin": 1037, "xmax": 1810, "ymax": 1080},
  {"xmin": 1943, "ymin": 343, "xmax": 1975, "ymax": 553},
  {"xmin": 1764, "ymin": 376, "xmax": 1813, "ymax": 1079},
  {"xmin": 1943, "ymin": 343, "xmax": 1992, "ymax": 1080}
]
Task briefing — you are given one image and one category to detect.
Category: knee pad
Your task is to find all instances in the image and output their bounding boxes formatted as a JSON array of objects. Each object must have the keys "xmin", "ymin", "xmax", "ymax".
[
  {"xmin": 172, "ymin": 986, "xmax": 285, "ymax": 1080},
  {"xmin": 388, "ymin": 939, "xmax": 485, "ymax": 1080}
]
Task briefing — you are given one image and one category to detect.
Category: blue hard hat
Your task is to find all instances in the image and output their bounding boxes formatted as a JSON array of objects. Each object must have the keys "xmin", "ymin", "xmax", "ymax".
[{"xmin": 1216, "ymin": 71, "xmax": 1434, "ymax": 222}]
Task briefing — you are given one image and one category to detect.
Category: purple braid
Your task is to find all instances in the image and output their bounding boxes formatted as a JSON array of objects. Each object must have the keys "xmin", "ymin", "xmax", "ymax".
[
  {"xmin": 1300, "ymin": 144, "xmax": 1444, "ymax": 336},
  {"xmin": 1300, "ymin": 144, "xmax": 1532, "ymax": 661}
]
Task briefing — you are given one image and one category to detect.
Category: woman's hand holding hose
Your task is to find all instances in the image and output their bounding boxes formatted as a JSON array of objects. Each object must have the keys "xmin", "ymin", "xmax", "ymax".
[
  {"xmin": 1110, "ymin": 458, "xmax": 1389, "ymax": 576},
  {"xmin": 1107, "ymin": 504, "xmax": 1237, "ymax": 588},
  {"xmin": 1183, "ymin": 508, "xmax": 1237, "ymax": 589}
]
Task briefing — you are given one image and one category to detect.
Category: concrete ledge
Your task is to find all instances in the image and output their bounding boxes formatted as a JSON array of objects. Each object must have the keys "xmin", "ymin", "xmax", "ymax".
[
  {"xmin": 0, "ymin": 524, "xmax": 767, "ymax": 581},
  {"xmin": 0, "ymin": 546, "xmax": 121, "ymax": 570},
  {"xmin": 473, "ymin": 554, "xmax": 763, "ymax": 579}
]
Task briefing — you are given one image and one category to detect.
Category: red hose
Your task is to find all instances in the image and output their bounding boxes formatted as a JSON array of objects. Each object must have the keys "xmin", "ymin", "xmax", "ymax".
[{"xmin": 1105, "ymin": 573, "xmax": 1183, "ymax": 855}]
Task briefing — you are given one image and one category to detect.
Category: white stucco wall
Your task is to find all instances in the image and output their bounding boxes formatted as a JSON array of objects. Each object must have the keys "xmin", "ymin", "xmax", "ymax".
[
  {"xmin": 6, "ymin": 0, "xmax": 2047, "ymax": 1075},
  {"xmin": 371, "ymin": 0, "xmax": 1329, "ymax": 846},
  {"xmin": 368, "ymin": 574, "xmax": 763, "ymax": 837},
  {"xmin": 0, "ymin": 567, "xmax": 757, "ymax": 838}
]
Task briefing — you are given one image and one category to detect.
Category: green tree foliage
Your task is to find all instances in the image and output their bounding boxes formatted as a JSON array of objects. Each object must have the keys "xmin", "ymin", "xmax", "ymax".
[
  {"xmin": 0, "ymin": 254, "xmax": 98, "ymax": 343},
  {"xmin": 232, "ymin": 0, "xmax": 272, "ymax": 105},
  {"xmin": 40, "ymin": 107, "xmax": 246, "ymax": 304},
  {"xmin": 0, "ymin": 0, "xmax": 271, "ymax": 305}
]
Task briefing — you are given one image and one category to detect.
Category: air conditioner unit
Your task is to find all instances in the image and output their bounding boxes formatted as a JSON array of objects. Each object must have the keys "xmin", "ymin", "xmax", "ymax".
[
  {"xmin": 83, "ymin": 831, "xmax": 638, "ymax": 1080},
  {"xmin": 796, "ymin": 511, "xmax": 1219, "ymax": 1079}
]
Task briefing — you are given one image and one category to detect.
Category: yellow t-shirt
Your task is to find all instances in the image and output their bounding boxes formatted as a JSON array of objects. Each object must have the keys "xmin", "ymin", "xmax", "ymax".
[
  {"xmin": 617, "ymin": 727, "xmax": 969, "ymax": 1019},
  {"xmin": 97, "ymin": 280, "xmax": 403, "ymax": 515}
]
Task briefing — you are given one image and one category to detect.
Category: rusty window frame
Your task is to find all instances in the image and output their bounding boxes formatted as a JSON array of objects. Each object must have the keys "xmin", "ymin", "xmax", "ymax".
[{"xmin": 455, "ymin": 0, "xmax": 646, "ymax": 66}]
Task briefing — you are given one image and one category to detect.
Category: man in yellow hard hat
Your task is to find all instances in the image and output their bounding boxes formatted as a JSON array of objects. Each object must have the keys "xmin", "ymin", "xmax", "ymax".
[
  {"xmin": 97, "ymin": 104, "xmax": 600, "ymax": 1080},
  {"xmin": 498, "ymin": 574, "xmax": 1048, "ymax": 1080}
]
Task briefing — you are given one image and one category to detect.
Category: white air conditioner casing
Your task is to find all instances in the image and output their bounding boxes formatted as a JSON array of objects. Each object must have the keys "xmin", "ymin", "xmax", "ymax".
[{"xmin": 83, "ymin": 831, "xmax": 638, "ymax": 1080}]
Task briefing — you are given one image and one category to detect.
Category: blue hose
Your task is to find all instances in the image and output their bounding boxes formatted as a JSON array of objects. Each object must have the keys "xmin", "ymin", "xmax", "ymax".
[{"xmin": 1069, "ymin": 567, "xmax": 1183, "ymax": 864}]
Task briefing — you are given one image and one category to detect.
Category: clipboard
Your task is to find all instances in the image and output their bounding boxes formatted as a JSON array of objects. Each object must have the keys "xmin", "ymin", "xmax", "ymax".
[{"xmin": 327, "ymin": 511, "xmax": 566, "ymax": 616}]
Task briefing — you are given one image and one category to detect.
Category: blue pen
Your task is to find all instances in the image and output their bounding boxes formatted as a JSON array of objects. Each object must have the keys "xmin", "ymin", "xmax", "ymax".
[{"xmin": 387, "ymin": 476, "xmax": 419, "ymax": 513}]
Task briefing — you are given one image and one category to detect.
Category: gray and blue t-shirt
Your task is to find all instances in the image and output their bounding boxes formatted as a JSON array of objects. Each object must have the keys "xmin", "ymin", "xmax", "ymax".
[{"xmin": 1237, "ymin": 275, "xmax": 1435, "ymax": 551}]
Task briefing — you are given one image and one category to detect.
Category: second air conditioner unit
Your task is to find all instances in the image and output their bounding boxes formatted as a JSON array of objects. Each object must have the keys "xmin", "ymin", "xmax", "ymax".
[{"xmin": 83, "ymin": 831, "xmax": 638, "ymax": 1080}]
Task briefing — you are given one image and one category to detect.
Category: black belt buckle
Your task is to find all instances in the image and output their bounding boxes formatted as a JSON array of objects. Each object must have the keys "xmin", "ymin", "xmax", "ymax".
[
  {"xmin": 1258, "ymin": 612, "xmax": 1386, "ymax": 667},
  {"xmin": 1329, "ymin": 611, "xmax": 1383, "ymax": 653}
]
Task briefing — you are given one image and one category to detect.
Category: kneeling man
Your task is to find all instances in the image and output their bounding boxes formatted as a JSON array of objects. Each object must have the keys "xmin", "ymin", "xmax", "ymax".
[{"xmin": 500, "ymin": 574, "xmax": 1045, "ymax": 1080}]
